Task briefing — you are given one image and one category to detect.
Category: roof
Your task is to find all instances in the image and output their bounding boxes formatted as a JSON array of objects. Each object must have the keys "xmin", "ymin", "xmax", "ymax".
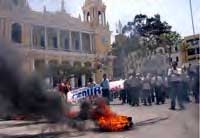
[{"xmin": 0, "ymin": 8, "xmax": 94, "ymax": 33}]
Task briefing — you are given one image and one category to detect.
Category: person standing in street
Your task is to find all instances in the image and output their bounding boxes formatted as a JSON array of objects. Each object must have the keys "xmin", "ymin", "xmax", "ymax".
[
  {"xmin": 129, "ymin": 72, "xmax": 141, "ymax": 106},
  {"xmin": 154, "ymin": 73, "xmax": 164, "ymax": 105},
  {"xmin": 142, "ymin": 74, "xmax": 152, "ymax": 106},
  {"xmin": 168, "ymin": 62, "xmax": 185, "ymax": 110},
  {"xmin": 181, "ymin": 66, "xmax": 190, "ymax": 103},
  {"xmin": 121, "ymin": 79, "xmax": 129, "ymax": 104},
  {"xmin": 100, "ymin": 74, "xmax": 110, "ymax": 105},
  {"xmin": 127, "ymin": 75, "xmax": 133, "ymax": 105}
]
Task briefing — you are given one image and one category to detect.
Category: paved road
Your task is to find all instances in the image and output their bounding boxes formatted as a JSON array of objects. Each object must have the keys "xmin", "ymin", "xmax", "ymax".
[{"xmin": 0, "ymin": 100, "xmax": 199, "ymax": 138}]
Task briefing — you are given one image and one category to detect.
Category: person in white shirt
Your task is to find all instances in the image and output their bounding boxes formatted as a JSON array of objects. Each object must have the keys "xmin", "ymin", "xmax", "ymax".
[
  {"xmin": 168, "ymin": 62, "xmax": 185, "ymax": 110},
  {"xmin": 100, "ymin": 74, "xmax": 110, "ymax": 105}
]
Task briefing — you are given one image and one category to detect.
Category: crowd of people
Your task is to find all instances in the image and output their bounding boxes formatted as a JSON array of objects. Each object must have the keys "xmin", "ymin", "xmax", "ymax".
[
  {"xmin": 119, "ymin": 62, "xmax": 199, "ymax": 110},
  {"xmin": 55, "ymin": 62, "xmax": 199, "ymax": 110}
]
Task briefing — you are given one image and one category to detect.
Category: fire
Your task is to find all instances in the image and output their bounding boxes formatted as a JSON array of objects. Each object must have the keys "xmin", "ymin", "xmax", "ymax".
[
  {"xmin": 92, "ymin": 99, "xmax": 133, "ymax": 131},
  {"xmin": 98, "ymin": 115, "xmax": 133, "ymax": 131},
  {"xmin": 66, "ymin": 98, "xmax": 133, "ymax": 132}
]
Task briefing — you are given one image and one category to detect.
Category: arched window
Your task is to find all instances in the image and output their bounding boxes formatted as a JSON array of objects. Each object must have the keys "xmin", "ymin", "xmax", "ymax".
[
  {"xmin": 11, "ymin": 23, "xmax": 22, "ymax": 43},
  {"xmin": 87, "ymin": 12, "xmax": 90, "ymax": 22},
  {"xmin": 98, "ymin": 11, "xmax": 102, "ymax": 25}
]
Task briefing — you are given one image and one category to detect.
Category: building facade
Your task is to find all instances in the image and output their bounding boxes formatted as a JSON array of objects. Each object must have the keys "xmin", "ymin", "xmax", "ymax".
[
  {"xmin": 0, "ymin": 0, "xmax": 114, "ymax": 88},
  {"xmin": 181, "ymin": 34, "xmax": 200, "ymax": 66}
]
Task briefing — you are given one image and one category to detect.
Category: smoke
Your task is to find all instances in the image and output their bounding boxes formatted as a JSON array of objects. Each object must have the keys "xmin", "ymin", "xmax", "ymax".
[{"xmin": 0, "ymin": 40, "xmax": 69, "ymax": 122}]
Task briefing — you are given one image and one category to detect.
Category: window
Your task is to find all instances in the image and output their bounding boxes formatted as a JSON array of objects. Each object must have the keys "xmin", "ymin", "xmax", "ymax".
[
  {"xmin": 11, "ymin": 23, "xmax": 22, "ymax": 43},
  {"xmin": 87, "ymin": 12, "xmax": 90, "ymax": 22},
  {"xmin": 47, "ymin": 28, "xmax": 58, "ymax": 49},
  {"xmin": 71, "ymin": 32, "xmax": 80, "ymax": 51},
  {"xmin": 40, "ymin": 35, "xmax": 45, "ymax": 48},
  {"xmin": 64, "ymin": 38, "xmax": 69, "ymax": 49},
  {"xmin": 52, "ymin": 37, "xmax": 57, "ymax": 48},
  {"xmin": 82, "ymin": 33, "xmax": 90, "ymax": 53},
  {"xmin": 60, "ymin": 30, "xmax": 70, "ymax": 50},
  {"xmin": 188, "ymin": 49, "xmax": 196, "ymax": 56},
  {"xmin": 32, "ymin": 26, "xmax": 45, "ymax": 48},
  {"xmin": 75, "ymin": 40, "xmax": 79, "ymax": 50},
  {"xmin": 197, "ymin": 47, "xmax": 200, "ymax": 54},
  {"xmin": 98, "ymin": 11, "xmax": 102, "ymax": 25},
  {"xmin": 176, "ymin": 56, "xmax": 179, "ymax": 62}
]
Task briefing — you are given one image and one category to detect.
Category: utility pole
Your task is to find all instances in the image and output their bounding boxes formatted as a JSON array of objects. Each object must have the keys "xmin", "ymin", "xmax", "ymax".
[{"xmin": 189, "ymin": 0, "xmax": 195, "ymax": 35}]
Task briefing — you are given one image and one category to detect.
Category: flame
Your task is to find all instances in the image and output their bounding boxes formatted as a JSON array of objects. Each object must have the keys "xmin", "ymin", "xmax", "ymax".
[
  {"xmin": 98, "ymin": 115, "xmax": 132, "ymax": 131},
  {"xmin": 66, "ymin": 98, "xmax": 133, "ymax": 131},
  {"xmin": 92, "ymin": 99, "xmax": 133, "ymax": 131}
]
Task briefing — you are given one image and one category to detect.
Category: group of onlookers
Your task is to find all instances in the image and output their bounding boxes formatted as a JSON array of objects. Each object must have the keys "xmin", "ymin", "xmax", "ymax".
[
  {"xmin": 119, "ymin": 62, "xmax": 199, "ymax": 110},
  {"xmin": 55, "ymin": 62, "xmax": 199, "ymax": 110}
]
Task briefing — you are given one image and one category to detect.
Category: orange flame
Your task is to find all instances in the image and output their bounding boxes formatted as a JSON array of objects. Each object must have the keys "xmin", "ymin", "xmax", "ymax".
[{"xmin": 92, "ymin": 99, "xmax": 133, "ymax": 131}]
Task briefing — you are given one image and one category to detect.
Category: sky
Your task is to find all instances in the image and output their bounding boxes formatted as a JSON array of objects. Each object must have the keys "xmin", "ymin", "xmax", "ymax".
[{"xmin": 28, "ymin": 0, "xmax": 200, "ymax": 42}]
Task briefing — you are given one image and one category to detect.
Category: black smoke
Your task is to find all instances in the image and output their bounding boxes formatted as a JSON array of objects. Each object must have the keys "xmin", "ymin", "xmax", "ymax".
[{"xmin": 0, "ymin": 40, "xmax": 68, "ymax": 122}]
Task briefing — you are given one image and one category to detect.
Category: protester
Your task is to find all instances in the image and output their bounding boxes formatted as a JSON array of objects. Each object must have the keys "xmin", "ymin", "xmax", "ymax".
[
  {"xmin": 168, "ymin": 62, "xmax": 185, "ymax": 110},
  {"xmin": 100, "ymin": 74, "xmax": 110, "ymax": 105},
  {"xmin": 129, "ymin": 72, "xmax": 141, "ymax": 106},
  {"xmin": 127, "ymin": 75, "xmax": 133, "ymax": 105},
  {"xmin": 64, "ymin": 80, "xmax": 71, "ymax": 96},
  {"xmin": 121, "ymin": 79, "xmax": 128, "ymax": 104},
  {"xmin": 152, "ymin": 73, "xmax": 164, "ymax": 105},
  {"xmin": 87, "ymin": 77, "xmax": 97, "ymax": 104},
  {"xmin": 142, "ymin": 74, "xmax": 152, "ymax": 106},
  {"xmin": 163, "ymin": 76, "xmax": 170, "ymax": 99},
  {"xmin": 87, "ymin": 77, "xmax": 96, "ymax": 87},
  {"xmin": 181, "ymin": 66, "xmax": 190, "ymax": 103}
]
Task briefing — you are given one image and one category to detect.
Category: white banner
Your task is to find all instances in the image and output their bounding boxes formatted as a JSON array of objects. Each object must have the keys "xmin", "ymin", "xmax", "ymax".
[
  {"xmin": 67, "ymin": 85, "xmax": 102, "ymax": 103},
  {"xmin": 67, "ymin": 80, "xmax": 125, "ymax": 103}
]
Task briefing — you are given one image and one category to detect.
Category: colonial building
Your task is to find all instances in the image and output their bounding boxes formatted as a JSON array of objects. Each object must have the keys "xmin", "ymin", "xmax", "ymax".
[{"xmin": 0, "ymin": 0, "xmax": 114, "ymax": 88}]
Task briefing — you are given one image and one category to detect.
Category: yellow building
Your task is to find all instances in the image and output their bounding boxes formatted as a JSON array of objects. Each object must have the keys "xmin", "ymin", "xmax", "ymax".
[
  {"xmin": 0, "ymin": 0, "xmax": 114, "ymax": 88},
  {"xmin": 181, "ymin": 34, "xmax": 200, "ymax": 66}
]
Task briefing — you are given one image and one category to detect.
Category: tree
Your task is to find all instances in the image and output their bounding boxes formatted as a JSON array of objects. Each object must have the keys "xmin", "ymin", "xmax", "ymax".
[
  {"xmin": 113, "ymin": 14, "xmax": 181, "ymax": 78},
  {"xmin": 122, "ymin": 14, "xmax": 172, "ymax": 53}
]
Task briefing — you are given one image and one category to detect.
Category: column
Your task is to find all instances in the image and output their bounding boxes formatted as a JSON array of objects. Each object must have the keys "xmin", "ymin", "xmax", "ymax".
[
  {"xmin": 81, "ymin": 75, "xmax": 86, "ymax": 87},
  {"xmin": 57, "ymin": 29, "xmax": 60, "ymax": 50},
  {"xmin": 44, "ymin": 27, "xmax": 48, "ymax": 49},
  {"xmin": 30, "ymin": 27, "xmax": 33, "ymax": 48},
  {"xmin": 80, "ymin": 32, "xmax": 83, "ymax": 52},
  {"xmin": 81, "ymin": 62, "xmax": 85, "ymax": 87},
  {"xmin": 103, "ymin": 12, "xmax": 106, "ymax": 26},
  {"xmin": 70, "ymin": 77, "xmax": 75, "ymax": 90},
  {"xmin": 89, "ymin": 34, "xmax": 93, "ymax": 53},
  {"xmin": 92, "ymin": 34, "xmax": 96, "ymax": 53},
  {"xmin": 32, "ymin": 59, "xmax": 35, "ymax": 71},
  {"xmin": 69, "ymin": 31, "xmax": 72, "ymax": 51},
  {"xmin": 92, "ymin": 73, "xmax": 96, "ymax": 83},
  {"xmin": 83, "ymin": 11, "xmax": 86, "ymax": 21}
]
